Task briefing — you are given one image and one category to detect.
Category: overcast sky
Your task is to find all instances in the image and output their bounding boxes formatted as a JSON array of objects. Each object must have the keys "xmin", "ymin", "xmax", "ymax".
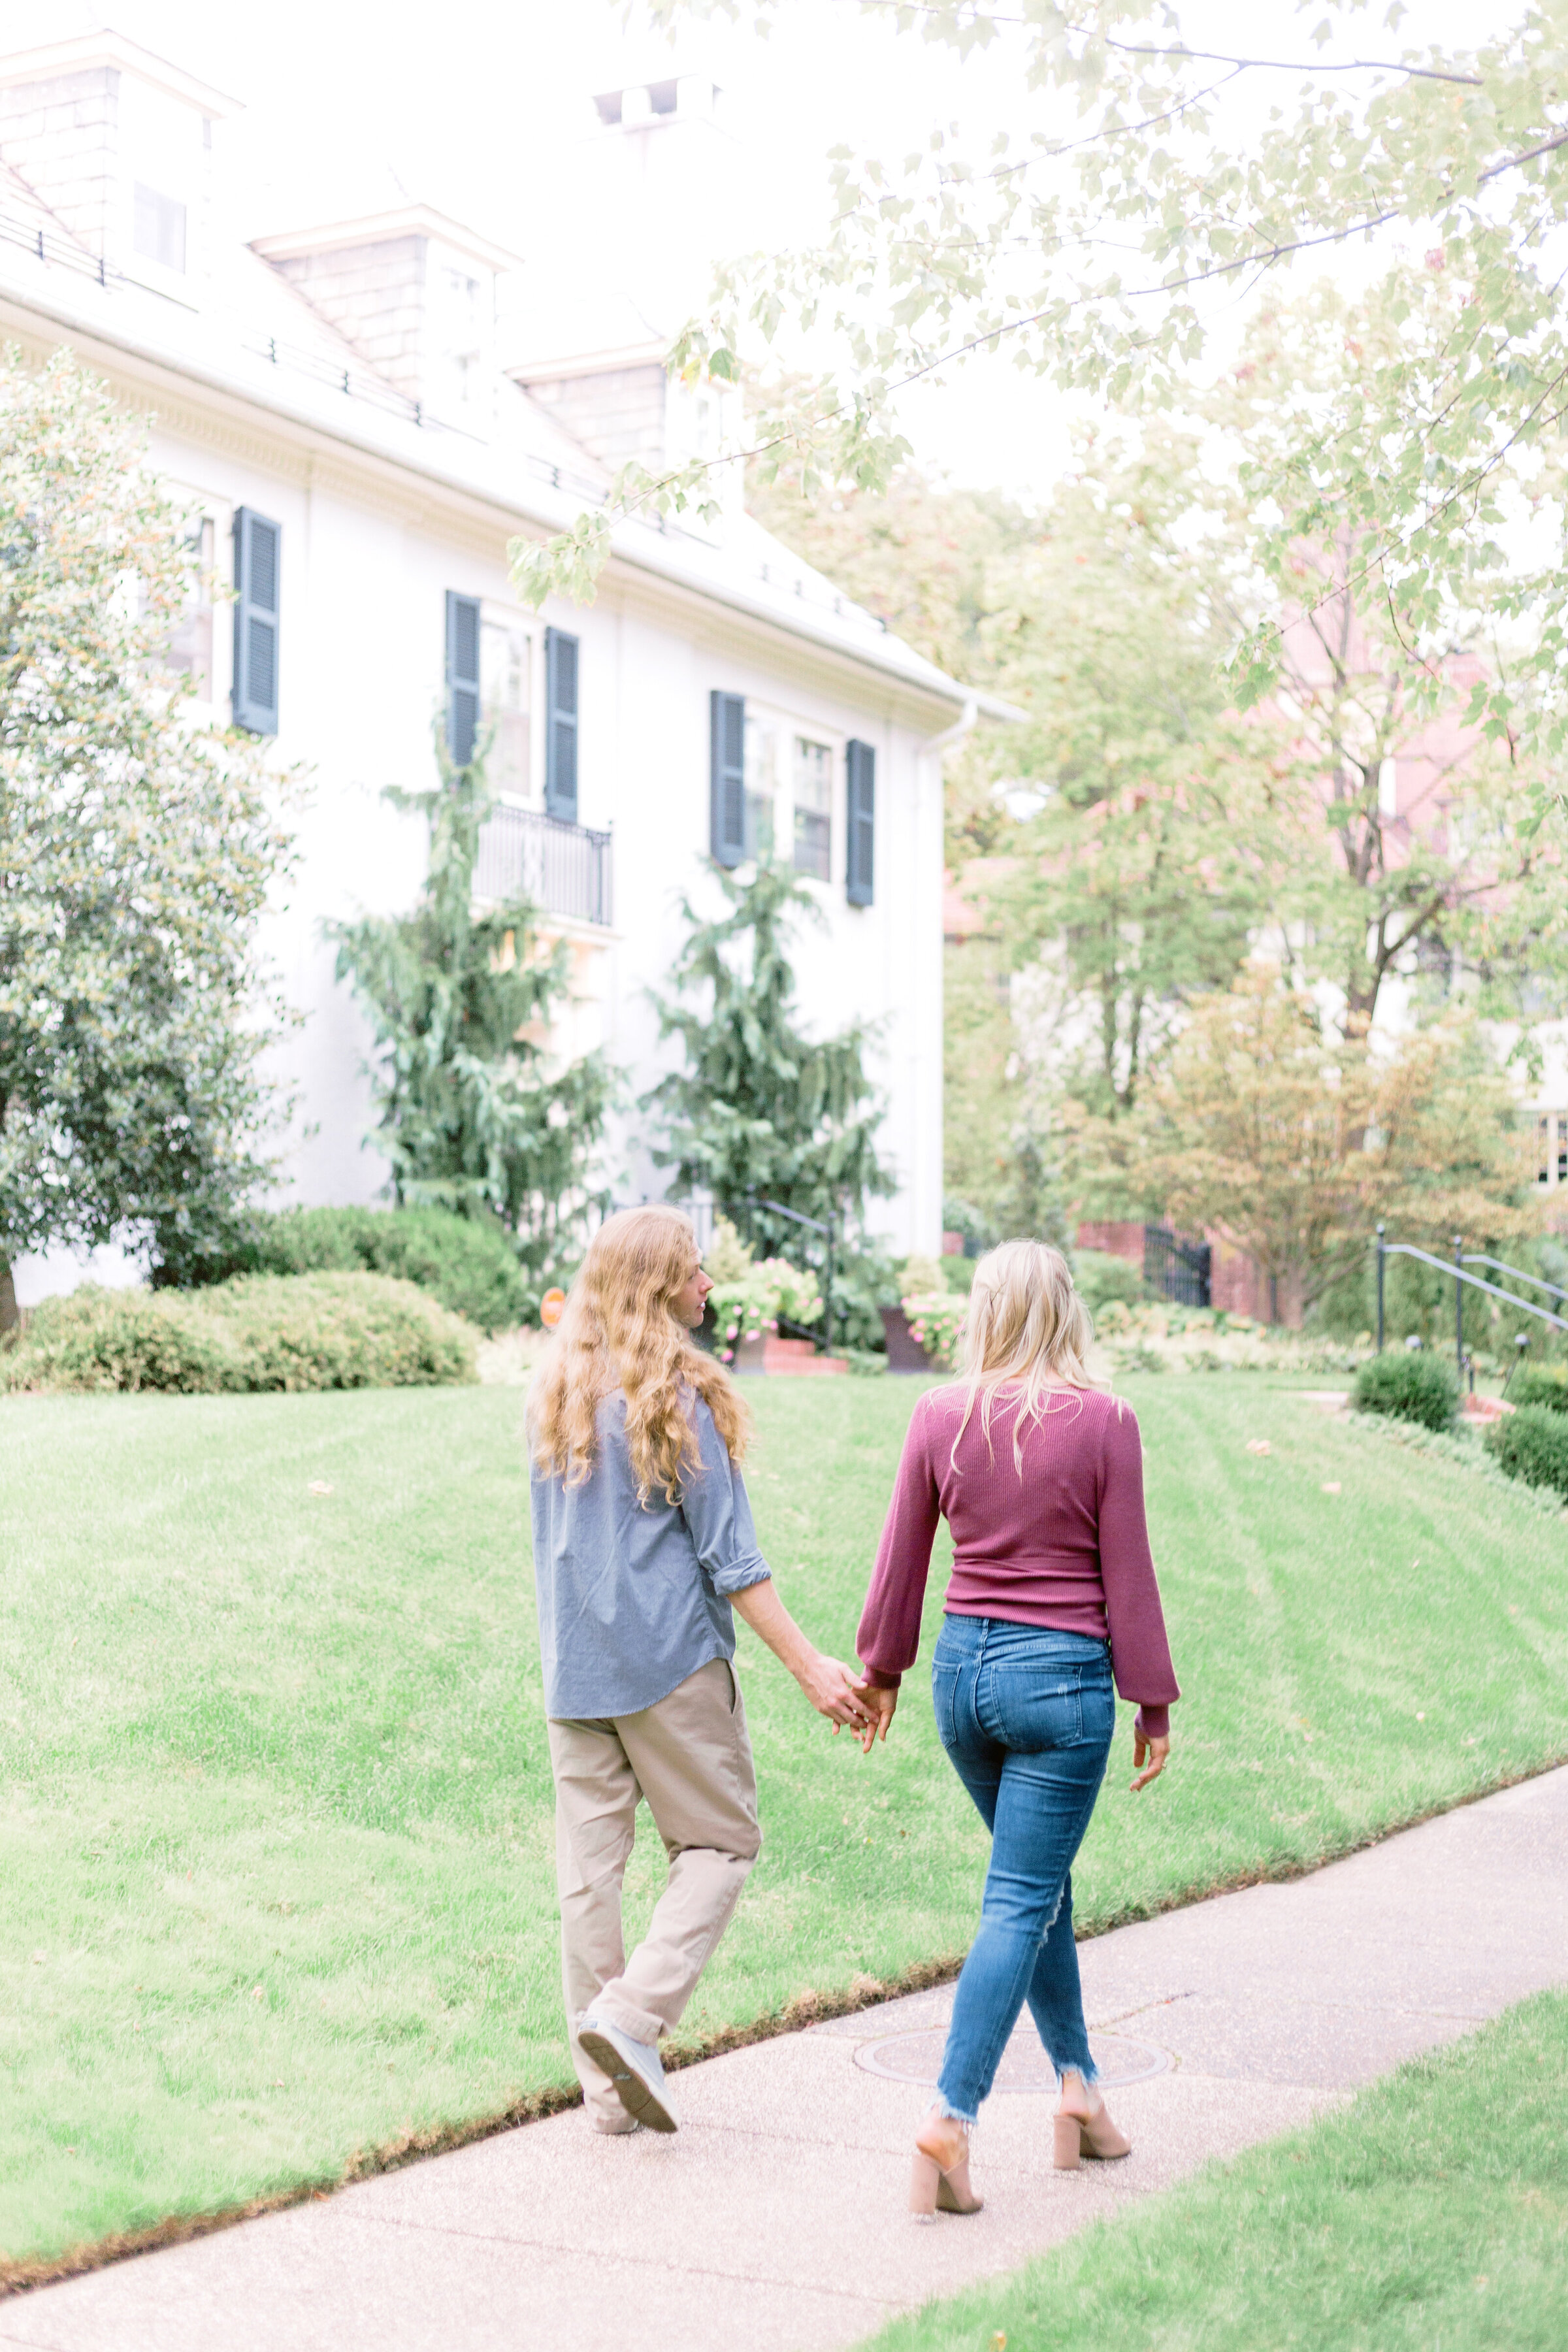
[{"xmin": 19, "ymin": 1, "xmax": 1495, "ymax": 500}]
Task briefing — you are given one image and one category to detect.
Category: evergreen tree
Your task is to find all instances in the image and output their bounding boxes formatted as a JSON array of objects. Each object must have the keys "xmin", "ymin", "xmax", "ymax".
[
  {"xmin": 645, "ymin": 862, "xmax": 893, "ymax": 1251},
  {"xmin": 330, "ymin": 750, "xmax": 613, "ymax": 1288}
]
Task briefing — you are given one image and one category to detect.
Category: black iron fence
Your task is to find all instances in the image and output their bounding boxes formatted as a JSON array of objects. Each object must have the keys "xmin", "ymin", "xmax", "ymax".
[
  {"xmin": 1143, "ymin": 1225, "xmax": 1212, "ymax": 1309},
  {"xmin": 474, "ymin": 803, "xmax": 613, "ymax": 928}
]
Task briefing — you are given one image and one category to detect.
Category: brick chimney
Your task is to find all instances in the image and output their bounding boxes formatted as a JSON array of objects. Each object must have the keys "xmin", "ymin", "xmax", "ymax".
[{"xmin": 506, "ymin": 74, "xmax": 741, "ymax": 511}]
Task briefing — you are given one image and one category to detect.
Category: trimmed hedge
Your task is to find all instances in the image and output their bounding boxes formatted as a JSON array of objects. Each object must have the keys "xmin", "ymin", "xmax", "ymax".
[
  {"xmin": 1486, "ymin": 1403, "xmax": 1568, "ymax": 1501},
  {"xmin": 1508, "ymin": 1363, "xmax": 1568, "ymax": 1415},
  {"xmin": 245, "ymin": 1207, "xmax": 531, "ymax": 1334},
  {"xmin": 3, "ymin": 1274, "xmax": 476, "ymax": 1395},
  {"xmin": 1352, "ymin": 1348, "xmax": 1458, "ymax": 1431}
]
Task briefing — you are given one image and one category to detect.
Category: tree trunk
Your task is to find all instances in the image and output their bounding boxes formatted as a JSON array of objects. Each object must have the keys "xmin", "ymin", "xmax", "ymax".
[{"xmin": 0, "ymin": 1256, "xmax": 18, "ymax": 1337}]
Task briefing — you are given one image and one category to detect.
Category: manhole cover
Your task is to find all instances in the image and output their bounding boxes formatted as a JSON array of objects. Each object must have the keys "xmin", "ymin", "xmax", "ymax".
[{"xmin": 854, "ymin": 2026, "xmax": 1168, "ymax": 2093}]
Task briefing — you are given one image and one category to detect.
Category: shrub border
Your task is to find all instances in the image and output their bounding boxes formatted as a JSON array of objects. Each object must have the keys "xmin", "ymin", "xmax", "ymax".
[{"xmin": 1343, "ymin": 1407, "xmax": 1568, "ymax": 1521}]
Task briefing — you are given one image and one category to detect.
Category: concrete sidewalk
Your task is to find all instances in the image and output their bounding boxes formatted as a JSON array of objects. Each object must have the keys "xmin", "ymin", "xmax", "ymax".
[{"xmin": 5, "ymin": 1767, "xmax": 1567, "ymax": 2352}]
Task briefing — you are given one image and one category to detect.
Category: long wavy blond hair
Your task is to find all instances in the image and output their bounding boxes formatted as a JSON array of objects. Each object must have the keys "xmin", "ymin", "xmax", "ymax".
[
  {"xmin": 529, "ymin": 1205, "xmax": 751, "ymax": 1505},
  {"xmin": 951, "ymin": 1239, "xmax": 1098, "ymax": 1476}
]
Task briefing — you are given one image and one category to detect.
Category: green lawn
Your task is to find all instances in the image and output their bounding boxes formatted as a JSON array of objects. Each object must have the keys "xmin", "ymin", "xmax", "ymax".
[
  {"xmin": 852, "ymin": 1987, "xmax": 1568, "ymax": 2352},
  {"xmin": 1, "ymin": 1374, "xmax": 1565, "ymax": 2274}
]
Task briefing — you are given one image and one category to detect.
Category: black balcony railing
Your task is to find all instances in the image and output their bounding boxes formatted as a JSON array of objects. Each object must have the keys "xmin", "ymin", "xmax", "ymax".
[{"xmin": 474, "ymin": 803, "xmax": 613, "ymax": 928}]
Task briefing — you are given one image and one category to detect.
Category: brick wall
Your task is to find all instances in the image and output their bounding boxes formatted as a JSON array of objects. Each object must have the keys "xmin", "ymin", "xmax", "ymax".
[
  {"xmin": 1075, "ymin": 1220, "xmax": 1144, "ymax": 1266},
  {"xmin": 1209, "ymin": 1237, "xmax": 1262, "ymax": 1318}
]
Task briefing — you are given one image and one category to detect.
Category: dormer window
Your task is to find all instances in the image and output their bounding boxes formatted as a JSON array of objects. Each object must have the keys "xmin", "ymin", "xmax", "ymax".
[
  {"xmin": 432, "ymin": 261, "xmax": 488, "ymax": 414},
  {"xmin": 251, "ymin": 206, "xmax": 514, "ymax": 433},
  {"xmin": 0, "ymin": 33, "xmax": 233, "ymax": 297},
  {"xmin": 134, "ymin": 184, "xmax": 187, "ymax": 274}
]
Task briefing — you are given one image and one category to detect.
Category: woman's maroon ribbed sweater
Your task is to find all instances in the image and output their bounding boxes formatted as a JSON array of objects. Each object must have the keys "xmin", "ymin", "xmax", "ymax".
[{"xmin": 855, "ymin": 1382, "xmax": 1180, "ymax": 1739}]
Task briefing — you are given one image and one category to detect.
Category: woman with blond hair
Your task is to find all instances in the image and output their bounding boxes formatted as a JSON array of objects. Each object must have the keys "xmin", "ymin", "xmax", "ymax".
[
  {"xmin": 855, "ymin": 1239, "xmax": 1178, "ymax": 2217},
  {"xmin": 529, "ymin": 1203, "xmax": 871, "ymax": 2136}
]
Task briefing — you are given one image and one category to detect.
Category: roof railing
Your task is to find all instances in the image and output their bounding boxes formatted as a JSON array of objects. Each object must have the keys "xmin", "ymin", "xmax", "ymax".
[{"xmin": 0, "ymin": 200, "xmax": 895, "ymax": 642}]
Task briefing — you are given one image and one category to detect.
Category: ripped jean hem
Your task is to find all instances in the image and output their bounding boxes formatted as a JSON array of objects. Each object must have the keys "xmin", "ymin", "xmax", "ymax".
[
  {"xmin": 932, "ymin": 2092, "xmax": 979, "ymax": 2127},
  {"xmin": 1051, "ymin": 2054, "xmax": 1100, "ymax": 2087}
]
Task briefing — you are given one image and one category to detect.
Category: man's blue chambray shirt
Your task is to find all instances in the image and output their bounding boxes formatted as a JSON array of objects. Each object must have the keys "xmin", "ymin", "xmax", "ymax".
[{"xmin": 529, "ymin": 1390, "xmax": 772, "ymax": 1720}]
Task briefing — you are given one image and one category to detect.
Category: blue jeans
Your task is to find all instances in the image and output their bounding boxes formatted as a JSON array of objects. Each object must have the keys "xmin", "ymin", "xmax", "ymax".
[{"xmin": 930, "ymin": 1616, "xmax": 1115, "ymax": 2125}]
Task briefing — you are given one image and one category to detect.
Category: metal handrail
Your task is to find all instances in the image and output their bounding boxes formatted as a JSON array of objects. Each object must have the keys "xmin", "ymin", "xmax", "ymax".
[
  {"xmin": 1462, "ymin": 1252, "xmax": 1568, "ymax": 1308},
  {"xmin": 0, "ymin": 201, "xmax": 907, "ymax": 643},
  {"xmin": 1375, "ymin": 1225, "xmax": 1568, "ymax": 1369},
  {"xmin": 748, "ymin": 1192, "xmax": 838, "ymax": 1356}
]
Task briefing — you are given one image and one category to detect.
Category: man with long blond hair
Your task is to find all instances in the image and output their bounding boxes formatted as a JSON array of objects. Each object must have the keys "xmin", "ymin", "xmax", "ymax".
[{"xmin": 529, "ymin": 1203, "xmax": 871, "ymax": 2134}]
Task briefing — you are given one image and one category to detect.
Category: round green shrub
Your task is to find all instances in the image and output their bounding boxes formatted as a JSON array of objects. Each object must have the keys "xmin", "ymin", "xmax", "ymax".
[
  {"xmin": 3, "ymin": 1286, "xmax": 242, "ymax": 1393},
  {"xmin": 1508, "ymin": 1363, "xmax": 1568, "ymax": 1415},
  {"xmin": 3, "ymin": 1273, "xmax": 476, "ymax": 1394},
  {"xmin": 210, "ymin": 1273, "xmax": 476, "ymax": 1390},
  {"xmin": 1353, "ymin": 1348, "xmax": 1458, "ymax": 1431},
  {"xmin": 1486, "ymin": 1402, "xmax": 1568, "ymax": 1501},
  {"xmin": 247, "ymin": 1206, "xmax": 531, "ymax": 1332}
]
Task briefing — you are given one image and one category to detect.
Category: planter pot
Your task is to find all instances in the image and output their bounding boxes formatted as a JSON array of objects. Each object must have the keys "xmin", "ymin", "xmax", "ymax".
[
  {"xmin": 881, "ymin": 1305, "xmax": 934, "ymax": 1374},
  {"xmin": 732, "ymin": 1331, "xmax": 769, "ymax": 1375}
]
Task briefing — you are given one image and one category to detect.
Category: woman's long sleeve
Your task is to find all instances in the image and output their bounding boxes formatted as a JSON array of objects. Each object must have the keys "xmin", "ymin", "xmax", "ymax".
[
  {"xmin": 855, "ymin": 1402, "xmax": 942, "ymax": 1688},
  {"xmin": 1096, "ymin": 1404, "xmax": 1180, "ymax": 1739}
]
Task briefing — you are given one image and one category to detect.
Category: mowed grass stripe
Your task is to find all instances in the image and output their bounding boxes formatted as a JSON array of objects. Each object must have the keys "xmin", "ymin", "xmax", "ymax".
[
  {"xmin": 1, "ymin": 1376, "xmax": 1564, "ymax": 2267},
  {"xmin": 849, "ymin": 1987, "xmax": 1568, "ymax": 2352}
]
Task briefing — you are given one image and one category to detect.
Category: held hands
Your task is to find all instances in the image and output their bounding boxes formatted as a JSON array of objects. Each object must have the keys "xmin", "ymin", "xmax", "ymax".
[
  {"xmin": 796, "ymin": 1650, "xmax": 876, "ymax": 1735},
  {"xmin": 793, "ymin": 1654, "xmax": 896, "ymax": 1751},
  {"xmin": 1130, "ymin": 1727, "xmax": 1170, "ymax": 1793},
  {"xmin": 854, "ymin": 1684, "xmax": 898, "ymax": 1755}
]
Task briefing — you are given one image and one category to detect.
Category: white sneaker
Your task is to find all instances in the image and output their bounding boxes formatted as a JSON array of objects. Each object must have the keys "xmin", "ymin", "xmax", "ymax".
[{"xmin": 578, "ymin": 2012, "xmax": 678, "ymax": 2133}]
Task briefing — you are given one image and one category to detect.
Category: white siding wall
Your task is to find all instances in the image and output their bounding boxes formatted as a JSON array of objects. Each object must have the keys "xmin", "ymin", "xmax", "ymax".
[{"xmin": 13, "ymin": 418, "xmax": 946, "ymax": 1305}]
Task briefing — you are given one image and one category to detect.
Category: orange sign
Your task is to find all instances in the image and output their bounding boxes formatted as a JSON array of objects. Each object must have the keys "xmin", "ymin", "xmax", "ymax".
[{"xmin": 540, "ymin": 1287, "xmax": 566, "ymax": 1329}]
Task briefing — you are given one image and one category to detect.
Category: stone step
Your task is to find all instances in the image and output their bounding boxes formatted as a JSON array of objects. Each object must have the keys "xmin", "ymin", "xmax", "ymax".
[
  {"xmin": 732, "ymin": 1333, "xmax": 849, "ymax": 1376},
  {"xmin": 762, "ymin": 1337, "xmax": 846, "ymax": 1375}
]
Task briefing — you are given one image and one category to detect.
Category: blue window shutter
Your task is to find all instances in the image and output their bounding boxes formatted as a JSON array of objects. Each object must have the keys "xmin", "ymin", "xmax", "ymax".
[
  {"xmin": 545, "ymin": 627, "xmax": 579, "ymax": 819},
  {"xmin": 446, "ymin": 591, "xmax": 481, "ymax": 768},
  {"xmin": 231, "ymin": 508, "xmax": 280, "ymax": 736},
  {"xmin": 845, "ymin": 738, "xmax": 875, "ymax": 906},
  {"xmin": 710, "ymin": 691, "xmax": 745, "ymax": 867}
]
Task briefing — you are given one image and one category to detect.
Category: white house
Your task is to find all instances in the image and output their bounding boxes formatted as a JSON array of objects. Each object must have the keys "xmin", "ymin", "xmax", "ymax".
[{"xmin": 0, "ymin": 30, "xmax": 998, "ymax": 1304}]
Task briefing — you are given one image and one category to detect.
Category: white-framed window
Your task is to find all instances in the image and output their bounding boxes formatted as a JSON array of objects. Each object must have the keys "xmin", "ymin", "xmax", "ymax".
[
  {"xmin": 134, "ymin": 184, "xmax": 187, "ymax": 274},
  {"xmin": 164, "ymin": 515, "xmax": 215, "ymax": 701},
  {"xmin": 429, "ymin": 252, "xmax": 493, "ymax": 418},
  {"xmin": 792, "ymin": 734, "xmax": 833, "ymax": 880},
  {"xmin": 480, "ymin": 606, "xmax": 532, "ymax": 797},
  {"xmin": 1538, "ymin": 1112, "xmax": 1568, "ymax": 1188},
  {"xmin": 742, "ymin": 704, "xmax": 841, "ymax": 876},
  {"xmin": 118, "ymin": 76, "xmax": 206, "ymax": 302},
  {"xmin": 743, "ymin": 708, "xmax": 779, "ymax": 861}
]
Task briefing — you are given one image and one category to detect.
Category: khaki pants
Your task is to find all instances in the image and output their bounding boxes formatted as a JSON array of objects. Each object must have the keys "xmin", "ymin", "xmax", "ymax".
[{"xmin": 547, "ymin": 1656, "xmax": 761, "ymax": 2125}]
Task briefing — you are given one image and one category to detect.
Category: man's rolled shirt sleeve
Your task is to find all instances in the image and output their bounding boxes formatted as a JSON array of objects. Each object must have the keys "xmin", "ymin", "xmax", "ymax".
[{"xmin": 680, "ymin": 1397, "xmax": 773, "ymax": 1595}]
